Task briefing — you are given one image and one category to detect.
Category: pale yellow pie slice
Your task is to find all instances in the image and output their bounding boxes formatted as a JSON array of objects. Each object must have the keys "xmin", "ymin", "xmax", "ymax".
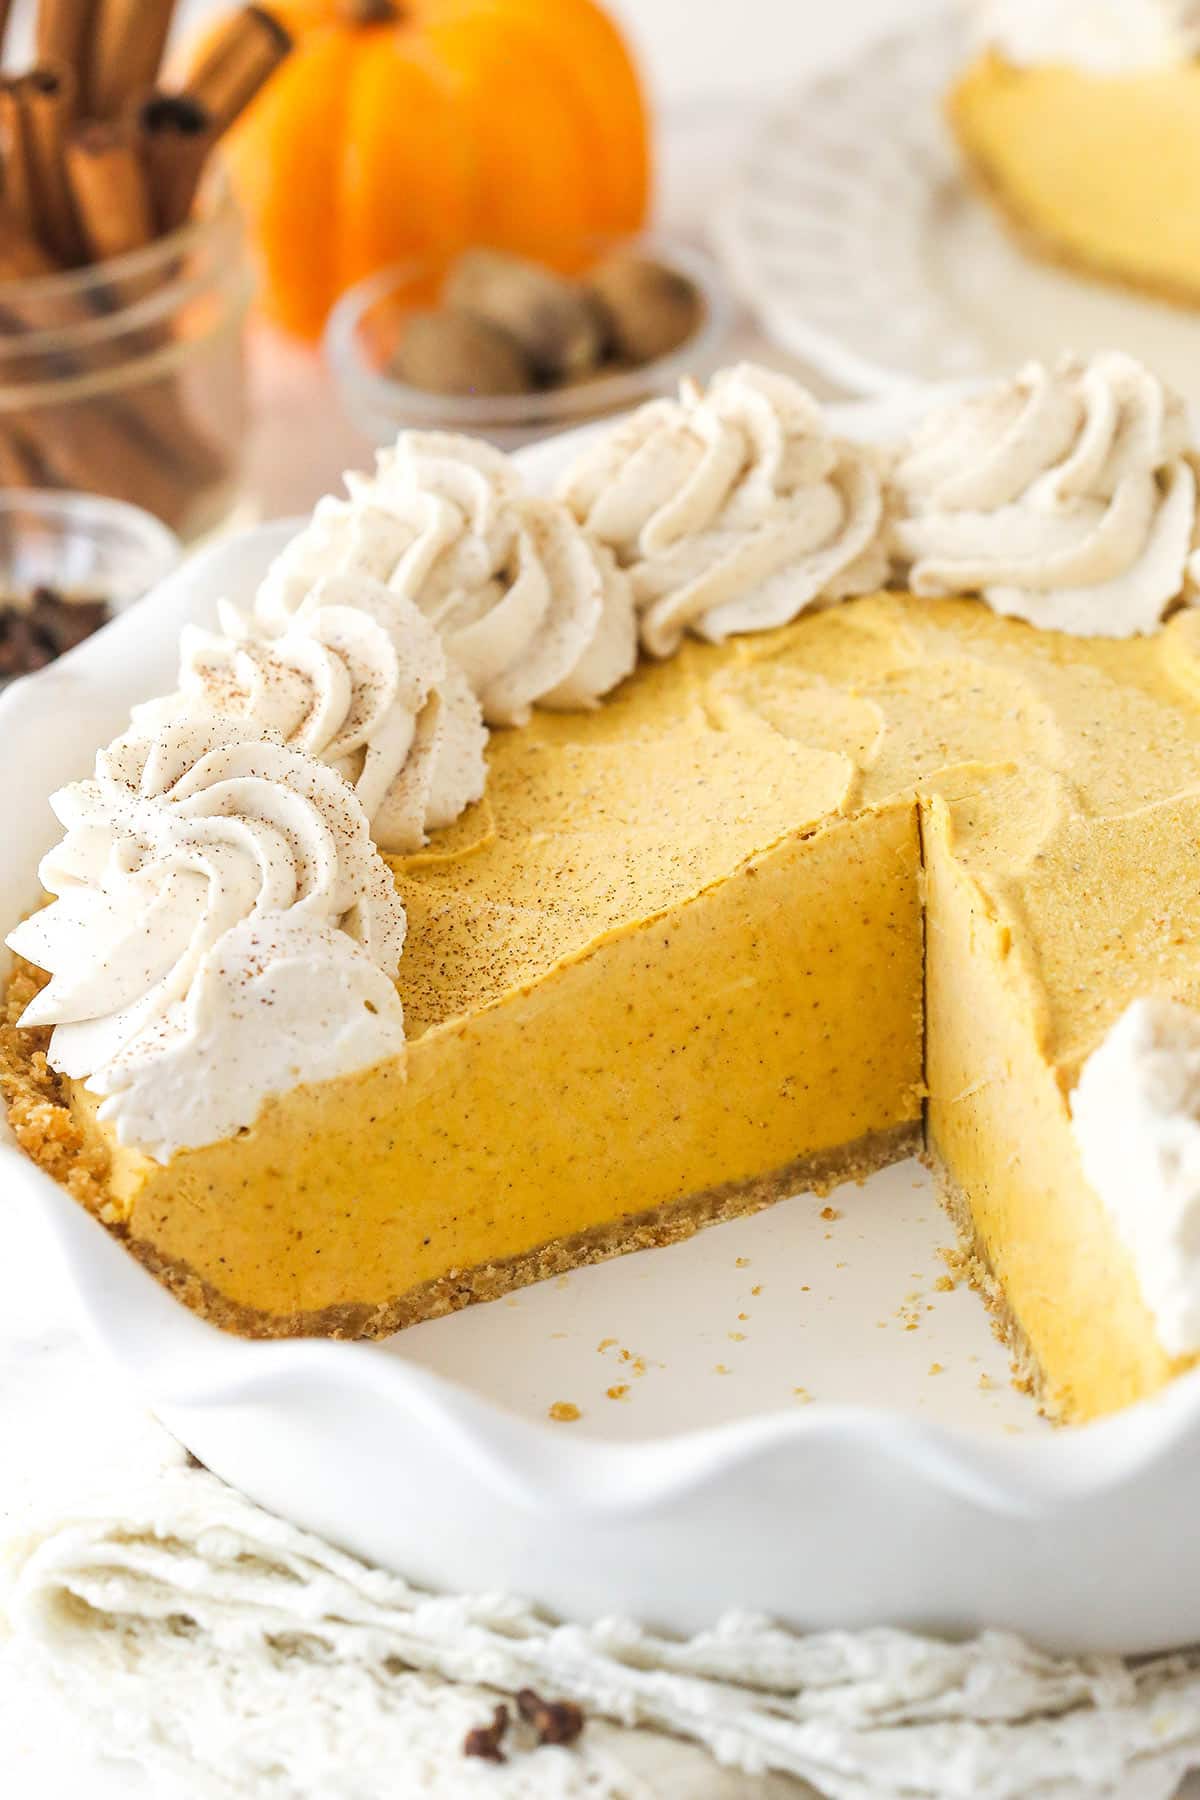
[{"xmin": 950, "ymin": 49, "xmax": 1200, "ymax": 306}]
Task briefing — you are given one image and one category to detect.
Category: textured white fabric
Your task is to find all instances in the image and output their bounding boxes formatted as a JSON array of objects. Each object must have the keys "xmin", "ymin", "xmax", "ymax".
[{"xmin": 3, "ymin": 1436, "xmax": 1200, "ymax": 1800}]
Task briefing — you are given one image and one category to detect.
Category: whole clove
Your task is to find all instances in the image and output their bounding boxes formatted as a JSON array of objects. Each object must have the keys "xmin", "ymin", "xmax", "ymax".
[
  {"xmin": 462, "ymin": 1702, "xmax": 510, "ymax": 1763},
  {"xmin": 515, "ymin": 1687, "xmax": 585, "ymax": 1748}
]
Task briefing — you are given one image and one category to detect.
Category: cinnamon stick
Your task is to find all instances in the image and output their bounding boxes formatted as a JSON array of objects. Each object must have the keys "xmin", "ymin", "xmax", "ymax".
[
  {"xmin": 65, "ymin": 118, "xmax": 154, "ymax": 261},
  {"xmin": 34, "ymin": 0, "xmax": 98, "ymax": 111},
  {"xmin": 137, "ymin": 94, "xmax": 214, "ymax": 235},
  {"xmin": 184, "ymin": 6, "xmax": 291, "ymax": 135},
  {"xmin": 88, "ymin": 0, "xmax": 176, "ymax": 121},
  {"xmin": 0, "ymin": 258, "xmax": 201, "ymax": 525},
  {"xmin": 24, "ymin": 66, "xmax": 86, "ymax": 266},
  {"xmin": 0, "ymin": 80, "xmax": 42, "ymax": 248},
  {"xmin": 0, "ymin": 425, "xmax": 47, "ymax": 488},
  {"xmin": 29, "ymin": 399, "xmax": 201, "ymax": 525},
  {"xmin": 0, "ymin": 205, "xmax": 64, "ymax": 283}
]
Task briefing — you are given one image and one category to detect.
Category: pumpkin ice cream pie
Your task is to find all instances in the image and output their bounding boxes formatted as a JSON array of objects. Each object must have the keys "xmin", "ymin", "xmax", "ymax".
[{"xmin": 9, "ymin": 357, "xmax": 1200, "ymax": 1426}]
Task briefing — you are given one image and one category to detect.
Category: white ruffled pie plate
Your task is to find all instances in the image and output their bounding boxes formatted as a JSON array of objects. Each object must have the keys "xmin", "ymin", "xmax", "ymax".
[
  {"xmin": 715, "ymin": 13, "xmax": 1200, "ymax": 405},
  {"xmin": 8, "ymin": 406, "xmax": 1200, "ymax": 1656}
]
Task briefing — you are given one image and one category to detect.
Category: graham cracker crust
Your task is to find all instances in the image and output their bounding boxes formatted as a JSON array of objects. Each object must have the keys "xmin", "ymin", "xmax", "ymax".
[
  {"xmin": 947, "ymin": 75, "xmax": 1200, "ymax": 316},
  {"xmin": 0, "ymin": 960, "xmax": 109, "ymax": 1215},
  {"xmin": 127, "ymin": 1119, "xmax": 923, "ymax": 1339},
  {"xmin": 925, "ymin": 1138, "xmax": 1058, "ymax": 1421},
  {"xmin": 38, "ymin": 1093, "xmax": 920, "ymax": 1338}
]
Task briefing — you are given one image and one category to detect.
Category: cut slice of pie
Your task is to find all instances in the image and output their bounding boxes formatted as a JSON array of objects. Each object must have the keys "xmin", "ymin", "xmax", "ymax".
[
  {"xmin": 949, "ymin": 15, "xmax": 1200, "ymax": 306},
  {"xmin": 8, "ymin": 356, "xmax": 1200, "ymax": 1427}
]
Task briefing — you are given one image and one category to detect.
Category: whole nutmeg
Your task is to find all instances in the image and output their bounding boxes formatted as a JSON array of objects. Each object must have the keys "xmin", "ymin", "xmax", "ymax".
[
  {"xmin": 588, "ymin": 254, "xmax": 702, "ymax": 366},
  {"xmin": 445, "ymin": 249, "xmax": 605, "ymax": 382},
  {"xmin": 390, "ymin": 309, "xmax": 534, "ymax": 397}
]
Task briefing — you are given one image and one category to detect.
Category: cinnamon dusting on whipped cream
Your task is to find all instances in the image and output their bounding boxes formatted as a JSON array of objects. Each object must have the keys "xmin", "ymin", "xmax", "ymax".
[
  {"xmin": 558, "ymin": 363, "xmax": 888, "ymax": 656},
  {"xmin": 135, "ymin": 571, "xmax": 487, "ymax": 854},
  {"xmin": 6, "ymin": 718, "xmax": 407, "ymax": 1160},
  {"xmin": 890, "ymin": 352, "xmax": 1200, "ymax": 636},
  {"xmin": 259, "ymin": 431, "xmax": 637, "ymax": 728}
]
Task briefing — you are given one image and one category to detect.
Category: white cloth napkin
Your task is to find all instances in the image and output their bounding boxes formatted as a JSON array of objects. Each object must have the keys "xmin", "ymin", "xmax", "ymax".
[{"xmin": 6, "ymin": 1436, "xmax": 1200, "ymax": 1799}]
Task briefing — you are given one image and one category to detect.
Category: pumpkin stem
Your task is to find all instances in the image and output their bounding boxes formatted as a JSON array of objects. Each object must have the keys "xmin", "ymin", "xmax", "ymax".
[{"xmin": 339, "ymin": 0, "xmax": 400, "ymax": 23}]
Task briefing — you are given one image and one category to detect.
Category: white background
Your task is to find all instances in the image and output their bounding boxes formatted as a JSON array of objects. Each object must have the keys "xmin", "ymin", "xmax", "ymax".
[
  {"xmin": 176, "ymin": 0, "xmax": 951, "ymax": 104},
  {"xmin": 8, "ymin": 0, "xmax": 951, "ymax": 107},
  {"xmin": 594, "ymin": 0, "xmax": 948, "ymax": 105}
]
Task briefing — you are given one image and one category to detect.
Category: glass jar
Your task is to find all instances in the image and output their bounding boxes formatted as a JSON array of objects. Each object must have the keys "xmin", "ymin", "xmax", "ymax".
[
  {"xmin": 0, "ymin": 177, "xmax": 253, "ymax": 542},
  {"xmin": 0, "ymin": 488, "xmax": 180, "ymax": 686}
]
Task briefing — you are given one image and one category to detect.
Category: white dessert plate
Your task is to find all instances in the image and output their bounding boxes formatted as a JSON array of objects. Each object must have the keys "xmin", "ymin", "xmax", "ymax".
[
  {"xmin": 8, "ymin": 406, "xmax": 1200, "ymax": 1656},
  {"xmin": 715, "ymin": 13, "xmax": 1200, "ymax": 405}
]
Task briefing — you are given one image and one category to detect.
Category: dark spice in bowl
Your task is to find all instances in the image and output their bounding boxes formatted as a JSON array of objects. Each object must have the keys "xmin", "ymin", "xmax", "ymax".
[{"xmin": 0, "ymin": 584, "xmax": 111, "ymax": 678}]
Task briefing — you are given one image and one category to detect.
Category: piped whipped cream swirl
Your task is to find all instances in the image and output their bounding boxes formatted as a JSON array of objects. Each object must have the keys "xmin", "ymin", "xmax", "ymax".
[
  {"xmin": 1071, "ymin": 997, "xmax": 1200, "ymax": 1356},
  {"xmin": 6, "ymin": 718, "xmax": 407, "ymax": 1161},
  {"xmin": 970, "ymin": 0, "xmax": 1200, "ymax": 73},
  {"xmin": 134, "ymin": 573, "xmax": 488, "ymax": 855},
  {"xmin": 259, "ymin": 432, "xmax": 637, "ymax": 728},
  {"xmin": 557, "ymin": 364, "xmax": 889, "ymax": 658},
  {"xmin": 891, "ymin": 352, "xmax": 1200, "ymax": 636}
]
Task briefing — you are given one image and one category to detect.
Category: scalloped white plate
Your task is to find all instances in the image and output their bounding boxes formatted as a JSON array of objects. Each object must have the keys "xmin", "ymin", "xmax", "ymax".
[
  {"xmin": 9, "ymin": 406, "xmax": 1200, "ymax": 1655},
  {"xmin": 715, "ymin": 14, "xmax": 1200, "ymax": 404}
]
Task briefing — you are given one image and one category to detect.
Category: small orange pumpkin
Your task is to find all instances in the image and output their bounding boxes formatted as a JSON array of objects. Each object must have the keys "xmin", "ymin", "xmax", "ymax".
[{"xmin": 210, "ymin": 0, "xmax": 652, "ymax": 342}]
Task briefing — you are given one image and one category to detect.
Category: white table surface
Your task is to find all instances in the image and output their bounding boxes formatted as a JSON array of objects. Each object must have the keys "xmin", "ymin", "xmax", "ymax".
[{"xmin": 5, "ymin": 2, "xmax": 1198, "ymax": 1795}]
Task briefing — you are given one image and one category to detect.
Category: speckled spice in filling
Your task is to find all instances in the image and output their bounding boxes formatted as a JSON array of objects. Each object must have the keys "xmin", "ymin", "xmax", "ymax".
[{"xmin": 14, "ymin": 591, "xmax": 1200, "ymax": 1420}]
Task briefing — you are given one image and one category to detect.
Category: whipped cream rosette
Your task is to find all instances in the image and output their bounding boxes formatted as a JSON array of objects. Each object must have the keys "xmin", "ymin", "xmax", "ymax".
[
  {"xmin": 135, "ymin": 573, "xmax": 488, "ymax": 855},
  {"xmin": 557, "ymin": 363, "xmax": 889, "ymax": 658},
  {"xmin": 259, "ymin": 432, "xmax": 636, "ymax": 728},
  {"xmin": 891, "ymin": 351, "xmax": 1200, "ymax": 636},
  {"xmin": 6, "ymin": 718, "xmax": 408, "ymax": 1160},
  {"xmin": 1072, "ymin": 996, "xmax": 1200, "ymax": 1357}
]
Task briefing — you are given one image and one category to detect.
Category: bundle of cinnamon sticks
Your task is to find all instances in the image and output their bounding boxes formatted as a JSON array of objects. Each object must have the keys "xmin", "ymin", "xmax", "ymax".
[
  {"xmin": 0, "ymin": 1, "xmax": 292, "ymax": 530},
  {"xmin": 4, "ymin": 0, "xmax": 291, "ymax": 266}
]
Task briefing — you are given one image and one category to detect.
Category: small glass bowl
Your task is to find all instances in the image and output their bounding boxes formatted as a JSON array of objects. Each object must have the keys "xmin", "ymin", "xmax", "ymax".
[
  {"xmin": 0, "ymin": 175, "xmax": 253, "ymax": 542},
  {"xmin": 0, "ymin": 488, "xmax": 180, "ymax": 684},
  {"xmin": 324, "ymin": 237, "xmax": 733, "ymax": 451}
]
